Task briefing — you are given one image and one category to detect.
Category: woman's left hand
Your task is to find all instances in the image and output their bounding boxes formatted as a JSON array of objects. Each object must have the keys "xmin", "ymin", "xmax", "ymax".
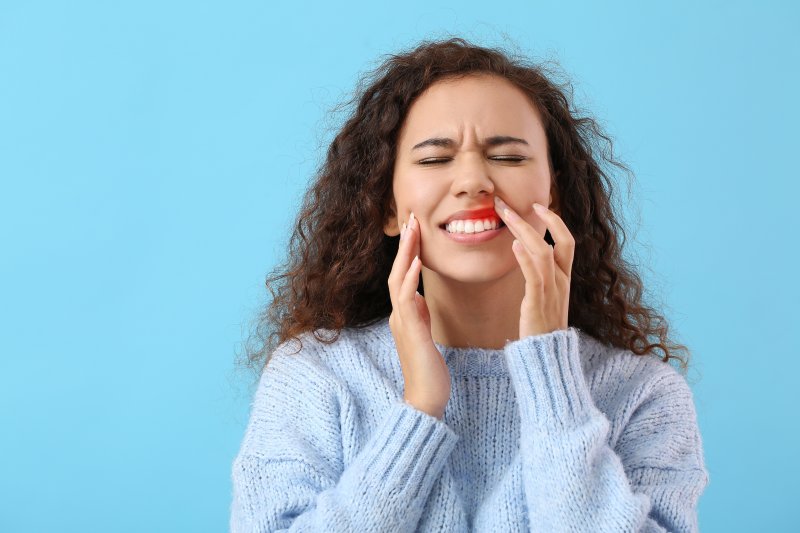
[{"xmin": 494, "ymin": 195, "xmax": 575, "ymax": 339}]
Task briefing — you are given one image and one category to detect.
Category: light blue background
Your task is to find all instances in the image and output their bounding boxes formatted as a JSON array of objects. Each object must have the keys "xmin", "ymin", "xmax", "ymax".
[{"xmin": 1, "ymin": 1, "xmax": 797, "ymax": 531}]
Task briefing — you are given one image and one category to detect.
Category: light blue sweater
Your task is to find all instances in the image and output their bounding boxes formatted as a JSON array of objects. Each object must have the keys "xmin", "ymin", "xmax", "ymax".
[{"xmin": 230, "ymin": 317, "xmax": 709, "ymax": 532}]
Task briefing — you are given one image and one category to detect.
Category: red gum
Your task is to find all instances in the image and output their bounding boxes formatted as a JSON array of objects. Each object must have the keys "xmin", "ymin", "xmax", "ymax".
[{"xmin": 441, "ymin": 207, "xmax": 502, "ymax": 226}]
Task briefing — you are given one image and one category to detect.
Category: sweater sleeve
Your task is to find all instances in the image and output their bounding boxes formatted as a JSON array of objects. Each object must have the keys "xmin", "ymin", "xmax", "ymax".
[
  {"xmin": 503, "ymin": 327, "xmax": 709, "ymax": 533},
  {"xmin": 229, "ymin": 345, "xmax": 460, "ymax": 533}
]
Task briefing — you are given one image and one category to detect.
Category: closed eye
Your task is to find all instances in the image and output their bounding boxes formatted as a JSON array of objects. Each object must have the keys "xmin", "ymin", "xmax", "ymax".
[
  {"xmin": 491, "ymin": 156, "xmax": 527, "ymax": 163},
  {"xmin": 418, "ymin": 156, "xmax": 528, "ymax": 165}
]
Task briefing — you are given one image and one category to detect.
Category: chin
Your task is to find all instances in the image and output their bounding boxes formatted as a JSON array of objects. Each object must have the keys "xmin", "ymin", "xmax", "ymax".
[{"xmin": 425, "ymin": 259, "xmax": 517, "ymax": 285}]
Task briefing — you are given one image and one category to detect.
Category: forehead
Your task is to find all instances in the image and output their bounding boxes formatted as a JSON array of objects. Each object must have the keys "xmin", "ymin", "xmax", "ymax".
[{"xmin": 398, "ymin": 73, "xmax": 545, "ymax": 144}]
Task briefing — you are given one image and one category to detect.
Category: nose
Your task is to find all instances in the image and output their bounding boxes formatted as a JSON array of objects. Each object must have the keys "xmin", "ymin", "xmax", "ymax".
[{"xmin": 449, "ymin": 152, "xmax": 495, "ymax": 198}]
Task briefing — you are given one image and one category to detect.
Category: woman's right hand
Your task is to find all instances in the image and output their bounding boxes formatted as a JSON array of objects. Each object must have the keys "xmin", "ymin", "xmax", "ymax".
[{"xmin": 387, "ymin": 212, "xmax": 452, "ymax": 420}]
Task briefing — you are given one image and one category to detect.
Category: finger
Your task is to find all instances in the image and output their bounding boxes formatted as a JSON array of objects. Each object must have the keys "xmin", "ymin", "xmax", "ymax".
[
  {"xmin": 392, "ymin": 213, "xmax": 422, "ymax": 302},
  {"xmin": 408, "ymin": 211, "xmax": 421, "ymax": 263},
  {"xmin": 388, "ymin": 216, "xmax": 413, "ymax": 307},
  {"xmin": 494, "ymin": 196, "xmax": 551, "ymax": 256},
  {"xmin": 532, "ymin": 203, "xmax": 575, "ymax": 279},
  {"xmin": 399, "ymin": 253, "xmax": 423, "ymax": 323},
  {"xmin": 511, "ymin": 238, "xmax": 547, "ymax": 296},
  {"xmin": 495, "ymin": 196, "xmax": 555, "ymax": 285}
]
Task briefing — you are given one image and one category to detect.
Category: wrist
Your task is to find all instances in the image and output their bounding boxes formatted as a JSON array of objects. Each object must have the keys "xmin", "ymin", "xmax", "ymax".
[{"xmin": 404, "ymin": 397, "xmax": 445, "ymax": 420}]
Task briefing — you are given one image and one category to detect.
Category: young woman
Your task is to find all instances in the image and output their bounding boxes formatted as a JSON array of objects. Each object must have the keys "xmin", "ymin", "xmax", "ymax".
[{"xmin": 231, "ymin": 37, "xmax": 709, "ymax": 532}]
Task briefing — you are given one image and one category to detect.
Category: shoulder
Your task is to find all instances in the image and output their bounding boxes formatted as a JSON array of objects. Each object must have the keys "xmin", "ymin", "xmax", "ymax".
[
  {"xmin": 576, "ymin": 328, "xmax": 694, "ymax": 400},
  {"xmin": 254, "ymin": 328, "xmax": 350, "ymax": 414},
  {"xmin": 575, "ymin": 329, "xmax": 701, "ymax": 434},
  {"xmin": 260, "ymin": 318, "xmax": 394, "ymax": 399},
  {"xmin": 241, "ymin": 319, "xmax": 396, "ymax": 454},
  {"xmin": 576, "ymin": 330, "xmax": 705, "ymax": 469},
  {"xmin": 242, "ymin": 328, "xmax": 361, "ymax": 456}
]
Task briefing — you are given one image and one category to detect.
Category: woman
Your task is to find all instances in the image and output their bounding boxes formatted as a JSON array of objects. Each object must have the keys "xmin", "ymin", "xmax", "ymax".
[{"xmin": 231, "ymin": 37, "xmax": 709, "ymax": 532}]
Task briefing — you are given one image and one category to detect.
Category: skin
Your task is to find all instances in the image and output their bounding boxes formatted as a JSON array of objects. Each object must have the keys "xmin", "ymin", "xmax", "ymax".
[{"xmin": 383, "ymin": 73, "xmax": 576, "ymax": 419}]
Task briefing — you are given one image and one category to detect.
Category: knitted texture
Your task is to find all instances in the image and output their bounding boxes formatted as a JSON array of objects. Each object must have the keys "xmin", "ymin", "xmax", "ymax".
[{"xmin": 230, "ymin": 317, "xmax": 709, "ymax": 532}]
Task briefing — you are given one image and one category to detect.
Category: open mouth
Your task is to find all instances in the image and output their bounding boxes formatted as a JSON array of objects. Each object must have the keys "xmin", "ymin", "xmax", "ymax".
[{"xmin": 438, "ymin": 219, "xmax": 507, "ymax": 238}]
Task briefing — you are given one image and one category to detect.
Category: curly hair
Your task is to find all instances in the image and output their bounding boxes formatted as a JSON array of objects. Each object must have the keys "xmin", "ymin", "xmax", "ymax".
[{"xmin": 238, "ymin": 36, "xmax": 691, "ymax": 384}]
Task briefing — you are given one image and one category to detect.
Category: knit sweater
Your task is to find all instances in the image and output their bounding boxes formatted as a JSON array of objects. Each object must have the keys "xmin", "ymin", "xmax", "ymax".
[{"xmin": 230, "ymin": 316, "xmax": 709, "ymax": 532}]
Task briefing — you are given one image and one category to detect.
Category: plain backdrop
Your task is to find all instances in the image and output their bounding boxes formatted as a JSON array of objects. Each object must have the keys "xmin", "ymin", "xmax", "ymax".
[{"xmin": 1, "ymin": 1, "xmax": 797, "ymax": 531}]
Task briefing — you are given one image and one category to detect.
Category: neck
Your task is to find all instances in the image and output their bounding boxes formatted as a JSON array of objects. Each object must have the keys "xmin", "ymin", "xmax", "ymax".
[{"xmin": 421, "ymin": 266, "xmax": 526, "ymax": 350}]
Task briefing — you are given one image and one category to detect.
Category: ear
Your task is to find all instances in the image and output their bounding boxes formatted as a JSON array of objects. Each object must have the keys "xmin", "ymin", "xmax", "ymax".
[{"xmin": 383, "ymin": 196, "xmax": 401, "ymax": 237}]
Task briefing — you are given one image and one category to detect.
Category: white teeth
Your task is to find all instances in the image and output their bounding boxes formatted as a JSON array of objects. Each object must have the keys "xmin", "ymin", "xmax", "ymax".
[{"xmin": 446, "ymin": 218, "xmax": 499, "ymax": 234}]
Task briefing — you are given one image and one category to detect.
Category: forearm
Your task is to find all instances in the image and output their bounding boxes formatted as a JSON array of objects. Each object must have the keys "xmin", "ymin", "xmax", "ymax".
[
  {"xmin": 505, "ymin": 328, "xmax": 706, "ymax": 532},
  {"xmin": 231, "ymin": 399, "xmax": 460, "ymax": 533}
]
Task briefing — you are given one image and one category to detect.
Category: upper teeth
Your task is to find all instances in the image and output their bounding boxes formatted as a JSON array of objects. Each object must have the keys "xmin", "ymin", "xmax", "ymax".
[{"xmin": 446, "ymin": 218, "xmax": 500, "ymax": 234}]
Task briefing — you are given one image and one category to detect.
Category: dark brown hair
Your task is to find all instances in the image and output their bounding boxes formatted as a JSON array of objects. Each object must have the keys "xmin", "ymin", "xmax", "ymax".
[{"xmin": 239, "ymin": 36, "xmax": 690, "ymax": 383}]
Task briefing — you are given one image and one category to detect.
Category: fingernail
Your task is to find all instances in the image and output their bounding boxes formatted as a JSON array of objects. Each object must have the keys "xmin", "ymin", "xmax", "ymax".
[
  {"xmin": 409, "ymin": 211, "xmax": 415, "ymax": 227},
  {"xmin": 503, "ymin": 208, "xmax": 518, "ymax": 222},
  {"xmin": 494, "ymin": 196, "xmax": 506, "ymax": 209},
  {"xmin": 533, "ymin": 203, "xmax": 547, "ymax": 213},
  {"xmin": 400, "ymin": 222, "xmax": 407, "ymax": 240}
]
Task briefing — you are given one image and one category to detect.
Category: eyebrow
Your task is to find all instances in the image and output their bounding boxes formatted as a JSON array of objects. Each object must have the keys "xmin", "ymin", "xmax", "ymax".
[{"xmin": 411, "ymin": 135, "xmax": 530, "ymax": 151}]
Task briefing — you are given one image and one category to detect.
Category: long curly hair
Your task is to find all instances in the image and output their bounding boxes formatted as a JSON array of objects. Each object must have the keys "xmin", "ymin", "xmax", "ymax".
[{"xmin": 238, "ymin": 36, "xmax": 691, "ymax": 384}]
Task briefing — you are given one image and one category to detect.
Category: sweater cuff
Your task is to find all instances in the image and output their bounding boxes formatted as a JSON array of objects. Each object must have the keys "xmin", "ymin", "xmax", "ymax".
[
  {"xmin": 504, "ymin": 327, "xmax": 597, "ymax": 429},
  {"xmin": 341, "ymin": 399, "xmax": 460, "ymax": 508}
]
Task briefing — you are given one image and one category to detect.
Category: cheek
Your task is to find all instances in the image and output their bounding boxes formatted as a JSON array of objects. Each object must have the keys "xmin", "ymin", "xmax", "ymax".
[
  {"xmin": 506, "ymin": 170, "xmax": 549, "ymax": 202},
  {"xmin": 398, "ymin": 178, "xmax": 441, "ymax": 211},
  {"xmin": 514, "ymin": 182, "xmax": 551, "ymax": 237}
]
